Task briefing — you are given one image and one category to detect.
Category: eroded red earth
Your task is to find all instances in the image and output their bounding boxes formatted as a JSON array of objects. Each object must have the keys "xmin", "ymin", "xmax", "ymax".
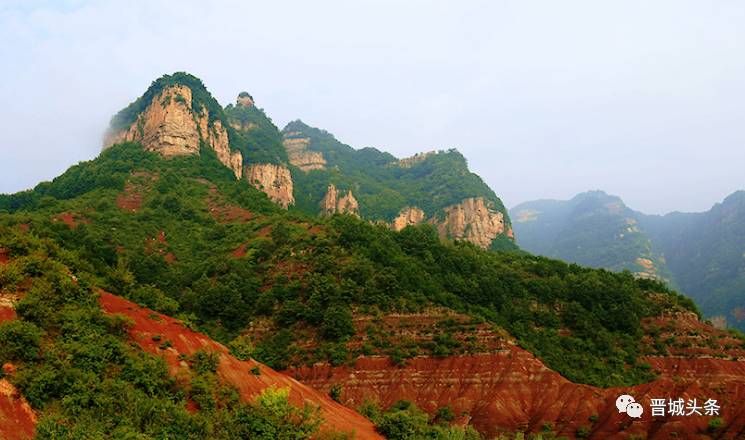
[
  {"xmin": 51, "ymin": 212, "xmax": 90, "ymax": 229},
  {"xmin": 98, "ymin": 292, "xmax": 382, "ymax": 440},
  {"xmin": 0, "ymin": 253, "xmax": 36, "ymax": 440},
  {"xmin": 289, "ymin": 345, "xmax": 745, "ymax": 439}
]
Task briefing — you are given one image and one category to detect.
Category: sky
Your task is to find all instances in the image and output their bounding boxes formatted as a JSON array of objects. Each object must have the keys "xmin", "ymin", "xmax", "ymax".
[{"xmin": 1, "ymin": 0, "xmax": 744, "ymax": 214}]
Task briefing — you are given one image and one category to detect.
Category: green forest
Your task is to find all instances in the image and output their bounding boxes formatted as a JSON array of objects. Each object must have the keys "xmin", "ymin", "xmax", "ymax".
[{"xmin": 0, "ymin": 143, "xmax": 699, "ymax": 390}]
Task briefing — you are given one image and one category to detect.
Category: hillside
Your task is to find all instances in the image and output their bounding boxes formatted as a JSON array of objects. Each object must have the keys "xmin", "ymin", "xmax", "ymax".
[
  {"xmin": 0, "ymin": 73, "xmax": 743, "ymax": 439},
  {"xmin": 283, "ymin": 121, "xmax": 515, "ymax": 251},
  {"xmin": 511, "ymin": 191, "xmax": 672, "ymax": 281},
  {"xmin": 640, "ymin": 191, "xmax": 745, "ymax": 331},
  {"xmin": 512, "ymin": 190, "xmax": 745, "ymax": 331}
]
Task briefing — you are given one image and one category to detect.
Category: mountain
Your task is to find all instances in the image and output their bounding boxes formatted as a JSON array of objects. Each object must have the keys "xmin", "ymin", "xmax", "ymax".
[
  {"xmin": 512, "ymin": 190, "xmax": 745, "ymax": 331},
  {"xmin": 640, "ymin": 191, "xmax": 745, "ymax": 330},
  {"xmin": 511, "ymin": 191, "xmax": 672, "ymax": 280},
  {"xmin": 101, "ymin": 72, "xmax": 515, "ymax": 251},
  {"xmin": 0, "ymin": 72, "xmax": 743, "ymax": 439}
]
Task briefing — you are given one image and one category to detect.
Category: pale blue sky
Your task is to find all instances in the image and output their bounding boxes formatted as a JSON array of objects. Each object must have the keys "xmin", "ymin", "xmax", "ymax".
[{"xmin": 1, "ymin": 0, "xmax": 744, "ymax": 214}]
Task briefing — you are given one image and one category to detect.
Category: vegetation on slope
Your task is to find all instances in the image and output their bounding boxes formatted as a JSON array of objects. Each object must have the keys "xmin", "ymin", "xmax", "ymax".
[
  {"xmin": 224, "ymin": 99, "xmax": 289, "ymax": 164},
  {"xmin": 284, "ymin": 120, "xmax": 511, "ymax": 229},
  {"xmin": 514, "ymin": 190, "xmax": 745, "ymax": 331},
  {"xmin": 511, "ymin": 191, "xmax": 673, "ymax": 279},
  {"xmin": 0, "ymin": 143, "xmax": 700, "ymax": 389},
  {"xmin": 0, "ymin": 228, "xmax": 324, "ymax": 439}
]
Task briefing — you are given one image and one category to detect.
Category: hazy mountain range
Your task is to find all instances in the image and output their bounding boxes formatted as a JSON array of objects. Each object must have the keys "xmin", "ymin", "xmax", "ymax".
[{"xmin": 512, "ymin": 190, "xmax": 745, "ymax": 330}]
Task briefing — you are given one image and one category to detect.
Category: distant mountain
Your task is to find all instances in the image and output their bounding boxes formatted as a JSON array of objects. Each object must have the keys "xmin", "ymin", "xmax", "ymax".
[
  {"xmin": 512, "ymin": 190, "xmax": 745, "ymax": 330},
  {"xmin": 511, "ymin": 191, "xmax": 672, "ymax": 280},
  {"xmin": 640, "ymin": 191, "xmax": 745, "ymax": 329}
]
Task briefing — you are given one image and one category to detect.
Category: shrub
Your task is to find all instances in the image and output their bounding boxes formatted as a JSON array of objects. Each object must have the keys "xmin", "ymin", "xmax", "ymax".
[
  {"xmin": 190, "ymin": 350, "xmax": 220, "ymax": 375},
  {"xmin": 708, "ymin": 417, "xmax": 724, "ymax": 432},
  {"xmin": 0, "ymin": 320, "xmax": 44, "ymax": 362},
  {"xmin": 329, "ymin": 383, "xmax": 342, "ymax": 402},
  {"xmin": 321, "ymin": 306, "xmax": 355, "ymax": 341}
]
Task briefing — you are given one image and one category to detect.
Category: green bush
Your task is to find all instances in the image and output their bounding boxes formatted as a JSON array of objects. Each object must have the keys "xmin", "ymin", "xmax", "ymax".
[{"xmin": 0, "ymin": 320, "xmax": 44, "ymax": 362}]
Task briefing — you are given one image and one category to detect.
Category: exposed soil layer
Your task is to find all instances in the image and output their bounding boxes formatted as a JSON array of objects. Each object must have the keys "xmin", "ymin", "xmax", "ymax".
[
  {"xmin": 117, "ymin": 171, "xmax": 158, "ymax": 212},
  {"xmin": 289, "ymin": 348, "xmax": 745, "ymax": 439},
  {"xmin": 0, "ymin": 294, "xmax": 17, "ymax": 322},
  {"xmin": 642, "ymin": 310, "xmax": 745, "ymax": 360},
  {"xmin": 200, "ymin": 180, "xmax": 254, "ymax": 223},
  {"xmin": 231, "ymin": 243, "xmax": 247, "ymax": 258},
  {"xmin": 248, "ymin": 308, "xmax": 512, "ymax": 367},
  {"xmin": 51, "ymin": 212, "xmax": 90, "ymax": 229},
  {"xmin": 0, "ymin": 256, "xmax": 35, "ymax": 440},
  {"xmin": 0, "ymin": 379, "xmax": 36, "ymax": 440},
  {"xmin": 98, "ymin": 292, "xmax": 382, "ymax": 440}
]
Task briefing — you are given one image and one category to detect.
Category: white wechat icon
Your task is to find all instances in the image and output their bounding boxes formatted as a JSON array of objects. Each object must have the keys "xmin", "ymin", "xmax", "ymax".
[
  {"xmin": 616, "ymin": 394, "xmax": 635, "ymax": 413},
  {"xmin": 626, "ymin": 402, "xmax": 644, "ymax": 418}
]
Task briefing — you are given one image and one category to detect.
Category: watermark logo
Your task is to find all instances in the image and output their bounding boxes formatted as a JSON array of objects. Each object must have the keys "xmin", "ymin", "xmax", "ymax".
[
  {"xmin": 616, "ymin": 394, "xmax": 643, "ymax": 418},
  {"xmin": 616, "ymin": 395, "xmax": 720, "ymax": 418}
]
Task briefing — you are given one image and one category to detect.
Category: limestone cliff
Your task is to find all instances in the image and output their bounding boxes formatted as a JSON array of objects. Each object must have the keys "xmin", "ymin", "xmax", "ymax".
[
  {"xmin": 320, "ymin": 184, "xmax": 359, "ymax": 217},
  {"xmin": 199, "ymin": 114, "xmax": 242, "ymax": 179},
  {"xmin": 244, "ymin": 164, "xmax": 294, "ymax": 209},
  {"xmin": 282, "ymin": 132, "xmax": 326, "ymax": 171},
  {"xmin": 104, "ymin": 84, "xmax": 243, "ymax": 179},
  {"xmin": 392, "ymin": 207, "xmax": 426, "ymax": 231},
  {"xmin": 431, "ymin": 197, "xmax": 508, "ymax": 249}
]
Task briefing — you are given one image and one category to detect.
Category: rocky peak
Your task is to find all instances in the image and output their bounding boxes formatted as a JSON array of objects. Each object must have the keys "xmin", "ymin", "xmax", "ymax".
[
  {"xmin": 320, "ymin": 184, "xmax": 359, "ymax": 217},
  {"xmin": 392, "ymin": 207, "xmax": 426, "ymax": 231},
  {"xmin": 282, "ymin": 132, "xmax": 326, "ymax": 171},
  {"xmin": 244, "ymin": 163, "xmax": 294, "ymax": 209},
  {"xmin": 104, "ymin": 84, "xmax": 200, "ymax": 157},
  {"xmin": 104, "ymin": 80, "xmax": 243, "ymax": 179},
  {"xmin": 432, "ymin": 197, "xmax": 510, "ymax": 249},
  {"xmin": 236, "ymin": 92, "xmax": 254, "ymax": 107}
]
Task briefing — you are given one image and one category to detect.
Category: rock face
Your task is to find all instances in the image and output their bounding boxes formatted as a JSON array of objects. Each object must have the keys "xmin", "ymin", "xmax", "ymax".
[
  {"xmin": 199, "ymin": 114, "xmax": 243, "ymax": 179},
  {"xmin": 236, "ymin": 93, "xmax": 254, "ymax": 107},
  {"xmin": 282, "ymin": 132, "xmax": 326, "ymax": 171},
  {"xmin": 431, "ymin": 197, "xmax": 507, "ymax": 248},
  {"xmin": 392, "ymin": 207, "xmax": 426, "ymax": 231},
  {"xmin": 320, "ymin": 184, "xmax": 359, "ymax": 216},
  {"xmin": 104, "ymin": 85, "xmax": 243, "ymax": 179},
  {"xmin": 244, "ymin": 163, "xmax": 295, "ymax": 209}
]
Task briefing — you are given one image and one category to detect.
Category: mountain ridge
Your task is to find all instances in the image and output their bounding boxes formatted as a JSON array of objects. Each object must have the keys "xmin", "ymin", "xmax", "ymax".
[
  {"xmin": 512, "ymin": 189, "xmax": 745, "ymax": 330},
  {"xmin": 96, "ymin": 72, "xmax": 516, "ymax": 250}
]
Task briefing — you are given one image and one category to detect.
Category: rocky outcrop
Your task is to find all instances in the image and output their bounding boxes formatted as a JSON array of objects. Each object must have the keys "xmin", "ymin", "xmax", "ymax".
[
  {"xmin": 236, "ymin": 92, "xmax": 254, "ymax": 107},
  {"xmin": 320, "ymin": 184, "xmax": 359, "ymax": 217},
  {"xmin": 392, "ymin": 207, "xmax": 426, "ymax": 231},
  {"xmin": 282, "ymin": 133, "xmax": 326, "ymax": 171},
  {"xmin": 104, "ymin": 85, "xmax": 243, "ymax": 179},
  {"xmin": 104, "ymin": 85, "xmax": 200, "ymax": 156},
  {"xmin": 431, "ymin": 197, "xmax": 507, "ymax": 248},
  {"xmin": 199, "ymin": 114, "xmax": 242, "ymax": 179},
  {"xmin": 396, "ymin": 150, "xmax": 437, "ymax": 168},
  {"xmin": 244, "ymin": 163, "xmax": 294, "ymax": 209}
]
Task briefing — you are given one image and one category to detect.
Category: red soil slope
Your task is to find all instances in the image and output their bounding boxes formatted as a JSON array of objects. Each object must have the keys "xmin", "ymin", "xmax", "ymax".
[
  {"xmin": 0, "ymin": 379, "xmax": 36, "ymax": 440},
  {"xmin": 0, "ymin": 254, "xmax": 37, "ymax": 440},
  {"xmin": 98, "ymin": 292, "xmax": 382, "ymax": 440},
  {"xmin": 289, "ymin": 347, "xmax": 745, "ymax": 439}
]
